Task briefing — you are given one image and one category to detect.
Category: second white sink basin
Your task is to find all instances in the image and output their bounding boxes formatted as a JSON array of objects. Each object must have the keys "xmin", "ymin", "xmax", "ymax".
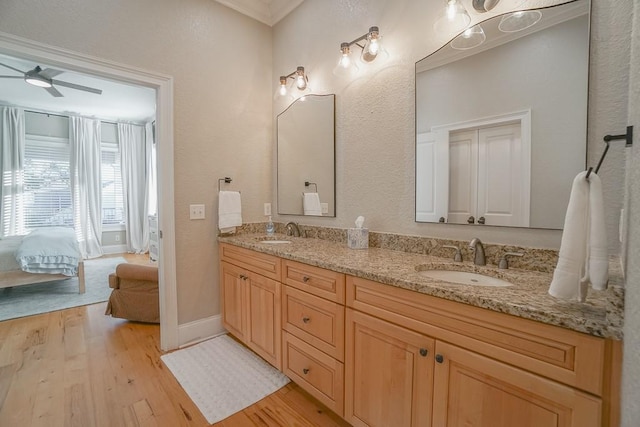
[{"xmin": 418, "ymin": 270, "xmax": 513, "ymax": 287}]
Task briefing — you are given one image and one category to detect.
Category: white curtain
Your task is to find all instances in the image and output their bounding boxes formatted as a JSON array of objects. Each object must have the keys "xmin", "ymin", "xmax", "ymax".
[
  {"xmin": 119, "ymin": 123, "xmax": 149, "ymax": 253},
  {"xmin": 0, "ymin": 107, "xmax": 26, "ymax": 237},
  {"xmin": 70, "ymin": 116, "xmax": 103, "ymax": 258},
  {"xmin": 145, "ymin": 122, "xmax": 157, "ymax": 216}
]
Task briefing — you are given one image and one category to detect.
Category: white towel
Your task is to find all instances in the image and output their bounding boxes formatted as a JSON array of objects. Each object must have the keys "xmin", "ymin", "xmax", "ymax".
[
  {"xmin": 303, "ymin": 192, "xmax": 322, "ymax": 216},
  {"xmin": 549, "ymin": 171, "xmax": 608, "ymax": 302},
  {"xmin": 218, "ymin": 191, "xmax": 242, "ymax": 234}
]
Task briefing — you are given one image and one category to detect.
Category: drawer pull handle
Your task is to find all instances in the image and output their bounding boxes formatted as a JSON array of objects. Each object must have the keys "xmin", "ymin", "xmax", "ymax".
[
  {"xmin": 302, "ymin": 317, "xmax": 311, "ymax": 324},
  {"xmin": 302, "ymin": 276, "xmax": 310, "ymax": 283},
  {"xmin": 303, "ymin": 368, "xmax": 310, "ymax": 375},
  {"xmin": 419, "ymin": 348, "xmax": 428, "ymax": 357},
  {"xmin": 435, "ymin": 354, "xmax": 444, "ymax": 364}
]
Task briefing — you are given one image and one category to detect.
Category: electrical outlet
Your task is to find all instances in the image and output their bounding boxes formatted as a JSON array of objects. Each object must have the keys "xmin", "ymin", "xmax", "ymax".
[
  {"xmin": 321, "ymin": 203, "xmax": 329, "ymax": 214},
  {"xmin": 115, "ymin": 234, "xmax": 120, "ymax": 242},
  {"xmin": 190, "ymin": 204, "xmax": 205, "ymax": 220},
  {"xmin": 264, "ymin": 203, "xmax": 272, "ymax": 216}
]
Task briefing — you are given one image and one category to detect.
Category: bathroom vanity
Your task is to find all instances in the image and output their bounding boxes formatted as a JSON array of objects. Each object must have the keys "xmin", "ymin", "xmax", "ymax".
[{"xmin": 219, "ymin": 234, "xmax": 622, "ymax": 427}]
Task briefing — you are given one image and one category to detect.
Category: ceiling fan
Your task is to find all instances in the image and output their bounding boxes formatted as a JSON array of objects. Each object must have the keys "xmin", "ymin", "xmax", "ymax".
[{"xmin": 0, "ymin": 62, "xmax": 102, "ymax": 97}]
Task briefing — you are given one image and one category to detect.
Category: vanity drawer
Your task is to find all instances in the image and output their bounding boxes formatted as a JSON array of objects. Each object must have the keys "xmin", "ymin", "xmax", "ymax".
[
  {"xmin": 346, "ymin": 275, "xmax": 606, "ymax": 396},
  {"xmin": 282, "ymin": 331, "xmax": 344, "ymax": 416},
  {"xmin": 282, "ymin": 285, "xmax": 345, "ymax": 361},
  {"xmin": 219, "ymin": 243, "xmax": 281, "ymax": 281},
  {"xmin": 282, "ymin": 260, "xmax": 345, "ymax": 304}
]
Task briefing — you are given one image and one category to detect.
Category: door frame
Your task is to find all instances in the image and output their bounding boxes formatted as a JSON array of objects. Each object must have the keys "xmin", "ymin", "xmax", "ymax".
[{"xmin": 0, "ymin": 31, "xmax": 179, "ymax": 351}]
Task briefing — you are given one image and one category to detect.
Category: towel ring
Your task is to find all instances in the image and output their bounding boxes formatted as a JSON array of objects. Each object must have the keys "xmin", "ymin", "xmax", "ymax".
[
  {"xmin": 586, "ymin": 126, "xmax": 633, "ymax": 179},
  {"xmin": 218, "ymin": 177, "xmax": 232, "ymax": 191},
  {"xmin": 304, "ymin": 181, "xmax": 318, "ymax": 192}
]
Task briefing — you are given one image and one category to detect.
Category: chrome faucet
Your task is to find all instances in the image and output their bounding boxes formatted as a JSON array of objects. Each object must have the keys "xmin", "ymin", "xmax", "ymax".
[
  {"xmin": 285, "ymin": 222, "xmax": 301, "ymax": 237},
  {"xmin": 469, "ymin": 237, "xmax": 486, "ymax": 266}
]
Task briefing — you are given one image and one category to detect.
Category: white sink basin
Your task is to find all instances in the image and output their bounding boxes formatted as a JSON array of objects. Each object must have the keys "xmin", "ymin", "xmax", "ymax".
[
  {"xmin": 259, "ymin": 240, "xmax": 291, "ymax": 244},
  {"xmin": 418, "ymin": 270, "xmax": 513, "ymax": 287}
]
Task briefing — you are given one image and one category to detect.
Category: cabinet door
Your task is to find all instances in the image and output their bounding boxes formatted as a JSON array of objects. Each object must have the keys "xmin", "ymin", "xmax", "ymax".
[
  {"xmin": 447, "ymin": 129, "xmax": 478, "ymax": 225},
  {"xmin": 345, "ymin": 309, "xmax": 435, "ymax": 427},
  {"xmin": 220, "ymin": 261, "xmax": 247, "ymax": 341},
  {"xmin": 247, "ymin": 273, "xmax": 281, "ymax": 370},
  {"xmin": 432, "ymin": 341, "xmax": 602, "ymax": 427}
]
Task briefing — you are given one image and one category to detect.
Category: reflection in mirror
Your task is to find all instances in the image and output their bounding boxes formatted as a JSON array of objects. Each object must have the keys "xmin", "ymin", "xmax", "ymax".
[
  {"xmin": 277, "ymin": 94, "xmax": 335, "ymax": 216},
  {"xmin": 416, "ymin": 0, "xmax": 589, "ymax": 229}
]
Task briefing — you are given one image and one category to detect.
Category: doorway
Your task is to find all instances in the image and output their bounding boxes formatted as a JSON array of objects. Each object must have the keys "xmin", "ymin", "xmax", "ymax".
[{"xmin": 0, "ymin": 31, "xmax": 178, "ymax": 350}]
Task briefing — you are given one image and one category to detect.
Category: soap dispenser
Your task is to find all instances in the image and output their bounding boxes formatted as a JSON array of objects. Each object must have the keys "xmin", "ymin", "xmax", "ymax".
[{"xmin": 266, "ymin": 216, "xmax": 275, "ymax": 235}]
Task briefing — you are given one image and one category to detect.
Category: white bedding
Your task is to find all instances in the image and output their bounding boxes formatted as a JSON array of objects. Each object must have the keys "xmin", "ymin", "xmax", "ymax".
[{"xmin": 15, "ymin": 227, "xmax": 82, "ymax": 276}]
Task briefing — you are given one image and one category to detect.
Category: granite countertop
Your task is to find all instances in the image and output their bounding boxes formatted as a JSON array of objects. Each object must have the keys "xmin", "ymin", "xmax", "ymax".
[{"xmin": 218, "ymin": 233, "xmax": 624, "ymax": 339}]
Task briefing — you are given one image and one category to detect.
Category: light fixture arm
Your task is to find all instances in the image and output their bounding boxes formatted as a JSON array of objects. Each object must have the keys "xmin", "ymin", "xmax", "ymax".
[{"xmin": 341, "ymin": 26, "xmax": 379, "ymax": 51}]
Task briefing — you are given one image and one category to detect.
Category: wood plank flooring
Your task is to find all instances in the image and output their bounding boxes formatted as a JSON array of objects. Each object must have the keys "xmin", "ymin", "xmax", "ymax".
[{"xmin": 0, "ymin": 292, "xmax": 350, "ymax": 426}]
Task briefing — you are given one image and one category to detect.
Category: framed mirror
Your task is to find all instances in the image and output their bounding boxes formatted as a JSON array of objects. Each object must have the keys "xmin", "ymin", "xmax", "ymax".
[
  {"xmin": 415, "ymin": 0, "xmax": 589, "ymax": 229},
  {"xmin": 277, "ymin": 94, "xmax": 335, "ymax": 216}
]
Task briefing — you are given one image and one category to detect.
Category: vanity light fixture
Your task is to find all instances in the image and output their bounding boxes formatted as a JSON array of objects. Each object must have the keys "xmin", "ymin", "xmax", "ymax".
[
  {"xmin": 498, "ymin": 10, "xmax": 543, "ymax": 33},
  {"xmin": 451, "ymin": 24, "xmax": 486, "ymax": 50},
  {"xmin": 434, "ymin": 0, "xmax": 471, "ymax": 34},
  {"xmin": 333, "ymin": 26, "xmax": 383, "ymax": 77},
  {"xmin": 275, "ymin": 66, "xmax": 309, "ymax": 100}
]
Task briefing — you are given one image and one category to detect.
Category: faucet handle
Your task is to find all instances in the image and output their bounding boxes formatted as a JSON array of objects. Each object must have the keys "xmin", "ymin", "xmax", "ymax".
[
  {"xmin": 499, "ymin": 251, "xmax": 524, "ymax": 269},
  {"xmin": 442, "ymin": 245, "xmax": 463, "ymax": 262}
]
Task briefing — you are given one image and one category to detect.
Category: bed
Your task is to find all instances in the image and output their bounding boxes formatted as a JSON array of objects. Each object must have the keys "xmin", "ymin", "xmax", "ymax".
[{"xmin": 0, "ymin": 227, "xmax": 86, "ymax": 294}]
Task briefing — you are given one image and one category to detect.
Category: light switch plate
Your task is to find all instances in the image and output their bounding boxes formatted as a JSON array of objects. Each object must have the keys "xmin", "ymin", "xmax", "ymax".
[
  {"xmin": 321, "ymin": 203, "xmax": 329, "ymax": 214},
  {"xmin": 264, "ymin": 203, "xmax": 272, "ymax": 216},
  {"xmin": 190, "ymin": 204, "xmax": 205, "ymax": 220}
]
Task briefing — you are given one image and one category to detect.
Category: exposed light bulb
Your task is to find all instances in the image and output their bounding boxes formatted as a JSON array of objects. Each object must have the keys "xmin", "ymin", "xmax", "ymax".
[
  {"xmin": 447, "ymin": 1, "xmax": 458, "ymax": 20},
  {"xmin": 279, "ymin": 84, "xmax": 287, "ymax": 96},
  {"xmin": 295, "ymin": 66, "xmax": 307, "ymax": 90},
  {"xmin": 339, "ymin": 51, "xmax": 351, "ymax": 69},
  {"xmin": 361, "ymin": 27, "xmax": 382, "ymax": 63}
]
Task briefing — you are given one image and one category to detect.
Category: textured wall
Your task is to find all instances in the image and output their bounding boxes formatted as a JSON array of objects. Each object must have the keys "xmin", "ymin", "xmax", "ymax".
[
  {"xmin": 272, "ymin": 0, "xmax": 629, "ymax": 251},
  {"xmin": 0, "ymin": 0, "xmax": 273, "ymax": 324},
  {"xmin": 622, "ymin": 0, "xmax": 640, "ymax": 424}
]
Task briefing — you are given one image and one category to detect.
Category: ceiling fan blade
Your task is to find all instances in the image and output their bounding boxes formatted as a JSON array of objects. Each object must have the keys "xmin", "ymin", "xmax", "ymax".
[
  {"xmin": 0, "ymin": 62, "xmax": 25, "ymax": 74},
  {"xmin": 52, "ymin": 79, "xmax": 102, "ymax": 95},
  {"xmin": 39, "ymin": 68, "xmax": 65, "ymax": 79},
  {"xmin": 0, "ymin": 75, "xmax": 23, "ymax": 79},
  {"xmin": 44, "ymin": 86, "xmax": 64, "ymax": 97}
]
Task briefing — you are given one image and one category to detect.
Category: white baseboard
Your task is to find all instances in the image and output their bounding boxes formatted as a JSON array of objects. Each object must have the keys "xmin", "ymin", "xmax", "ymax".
[
  {"xmin": 102, "ymin": 244, "xmax": 128, "ymax": 254},
  {"xmin": 177, "ymin": 314, "xmax": 226, "ymax": 348}
]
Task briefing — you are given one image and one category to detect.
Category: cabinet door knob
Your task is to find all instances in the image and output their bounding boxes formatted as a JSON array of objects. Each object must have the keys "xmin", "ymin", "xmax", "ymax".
[
  {"xmin": 302, "ymin": 317, "xmax": 311, "ymax": 324},
  {"xmin": 467, "ymin": 216, "xmax": 475, "ymax": 224},
  {"xmin": 303, "ymin": 368, "xmax": 310, "ymax": 375},
  {"xmin": 435, "ymin": 354, "xmax": 444, "ymax": 364},
  {"xmin": 478, "ymin": 216, "xmax": 486, "ymax": 224},
  {"xmin": 419, "ymin": 348, "xmax": 428, "ymax": 357},
  {"xmin": 302, "ymin": 276, "xmax": 310, "ymax": 283},
  {"xmin": 239, "ymin": 274, "xmax": 248, "ymax": 280}
]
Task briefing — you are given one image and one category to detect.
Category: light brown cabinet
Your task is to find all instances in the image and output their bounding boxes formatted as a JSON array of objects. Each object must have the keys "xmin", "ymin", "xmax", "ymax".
[
  {"xmin": 219, "ymin": 244, "xmax": 620, "ymax": 427},
  {"xmin": 345, "ymin": 309, "xmax": 434, "ymax": 427},
  {"xmin": 432, "ymin": 341, "xmax": 601, "ymax": 427},
  {"xmin": 220, "ymin": 244, "xmax": 282, "ymax": 369}
]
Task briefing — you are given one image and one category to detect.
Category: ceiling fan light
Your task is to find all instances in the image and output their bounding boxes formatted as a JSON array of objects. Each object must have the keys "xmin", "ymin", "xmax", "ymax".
[{"xmin": 25, "ymin": 75, "xmax": 52, "ymax": 88}]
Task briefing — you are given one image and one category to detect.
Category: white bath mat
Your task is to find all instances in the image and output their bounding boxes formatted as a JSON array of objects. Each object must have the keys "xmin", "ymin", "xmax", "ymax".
[{"xmin": 161, "ymin": 334, "xmax": 290, "ymax": 424}]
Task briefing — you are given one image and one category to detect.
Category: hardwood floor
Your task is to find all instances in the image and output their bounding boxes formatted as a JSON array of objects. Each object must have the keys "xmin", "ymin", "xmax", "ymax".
[{"xmin": 0, "ymin": 301, "xmax": 350, "ymax": 426}]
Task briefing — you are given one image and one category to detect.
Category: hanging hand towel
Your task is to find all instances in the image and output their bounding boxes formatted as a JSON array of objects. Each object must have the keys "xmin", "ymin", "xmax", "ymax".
[
  {"xmin": 218, "ymin": 191, "xmax": 242, "ymax": 234},
  {"xmin": 549, "ymin": 171, "xmax": 608, "ymax": 302},
  {"xmin": 303, "ymin": 192, "xmax": 322, "ymax": 216},
  {"xmin": 586, "ymin": 173, "xmax": 608, "ymax": 290}
]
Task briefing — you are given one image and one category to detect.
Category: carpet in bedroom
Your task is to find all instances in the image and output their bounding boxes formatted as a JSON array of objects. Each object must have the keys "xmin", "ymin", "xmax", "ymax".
[{"xmin": 0, "ymin": 256, "xmax": 126, "ymax": 322}]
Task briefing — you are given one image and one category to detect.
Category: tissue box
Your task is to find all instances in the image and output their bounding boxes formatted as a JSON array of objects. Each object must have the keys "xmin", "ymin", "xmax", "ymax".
[{"xmin": 348, "ymin": 228, "xmax": 369, "ymax": 249}]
